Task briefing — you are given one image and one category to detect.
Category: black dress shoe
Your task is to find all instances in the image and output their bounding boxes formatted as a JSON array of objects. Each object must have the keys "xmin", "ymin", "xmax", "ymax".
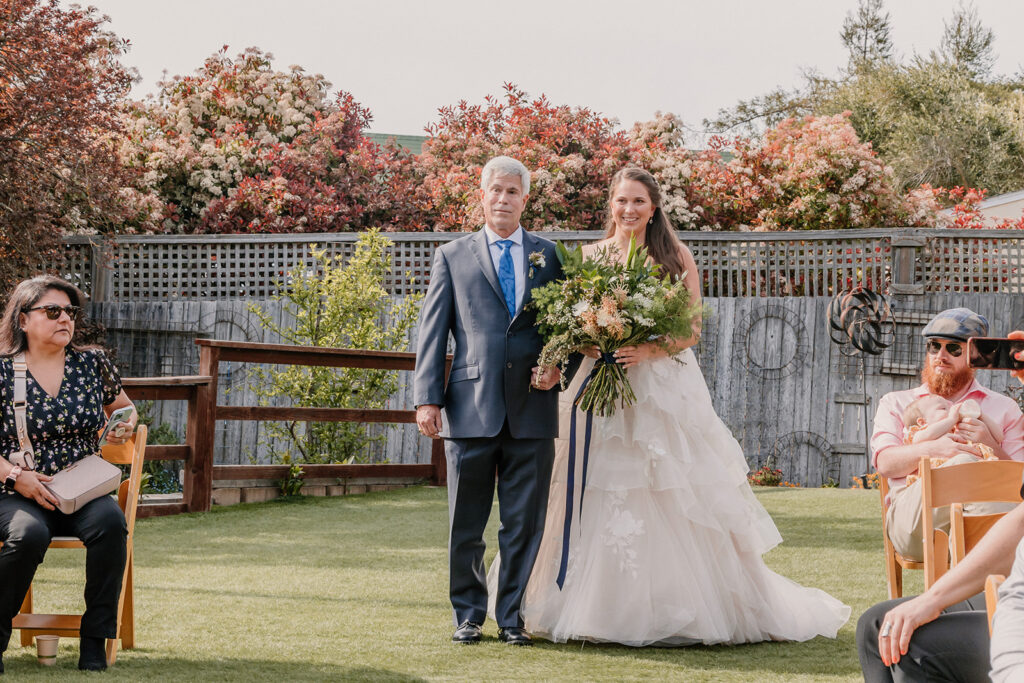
[
  {"xmin": 452, "ymin": 621, "xmax": 483, "ymax": 644},
  {"xmin": 78, "ymin": 636, "xmax": 107, "ymax": 671},
  {"xmin": 498, "ymin": 627, "xmax": 533, "ymax": 646}
]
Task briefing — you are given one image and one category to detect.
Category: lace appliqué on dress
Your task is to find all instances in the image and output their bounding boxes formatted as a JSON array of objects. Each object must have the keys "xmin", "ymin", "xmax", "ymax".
[{"xmin": 603, "ymin": 490, "xmax": 645, "ymax": 578}]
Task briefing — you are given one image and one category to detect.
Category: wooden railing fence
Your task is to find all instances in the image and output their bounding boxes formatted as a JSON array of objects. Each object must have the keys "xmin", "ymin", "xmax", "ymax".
[
  {"xmin": 211, "ymin": 340, "xmax": 443, "ymax": 513},
  {"xmin": 122, "ymin": 375, "xmax": 212, "ymax": 518},
  {"xmin": 128, "ymin": 340, "xmax": 448, "ymax": 515}
]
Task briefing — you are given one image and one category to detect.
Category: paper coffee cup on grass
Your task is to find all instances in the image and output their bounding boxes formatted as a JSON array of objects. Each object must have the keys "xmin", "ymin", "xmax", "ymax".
[{"xmin": 36, "ymin": 635, "xmax": 58, "ymax": 665}]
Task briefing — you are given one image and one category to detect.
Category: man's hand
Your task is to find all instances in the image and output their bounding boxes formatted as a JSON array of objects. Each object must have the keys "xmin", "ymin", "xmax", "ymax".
[
  {"xmin": 877, "ymin": 594, "xmax": 944, "ymax": 666},
  {"xmin": 532, "ymin": 366, "xmax": 561, "ymax": 391},
  {"xmin": 925, "ymin": 436, "xmax": 980, "ymax": 459},
  {"xmin": 1011, "ymin": 330, "xmax": 1024, "ymax": 384},
  {"xmin": 416, "ymin": 405, "xmax": 443, "ymax": 439},
  {"xmin": 14, "ymin": 470, "xmax": 59, "ymax": 511},
  {"xmin": 950, "ymin": 417, "xmax": 999, "ymax": 450}
]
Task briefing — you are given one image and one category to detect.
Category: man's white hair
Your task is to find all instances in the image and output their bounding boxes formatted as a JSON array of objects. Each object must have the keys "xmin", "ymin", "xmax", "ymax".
[{"xmin": 480, "ymin": 156, "xmax": 531, "ymax": 195}]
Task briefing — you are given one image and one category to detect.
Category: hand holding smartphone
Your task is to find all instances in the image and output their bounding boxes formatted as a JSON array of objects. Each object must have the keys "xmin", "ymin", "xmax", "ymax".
[
  {"xmin": 98, "ymin": 406, "xmax": 135, "ymax": 447},
  {"xmin": 968, "ymin": 337, "xmax": 1024, "ymax": 370}
]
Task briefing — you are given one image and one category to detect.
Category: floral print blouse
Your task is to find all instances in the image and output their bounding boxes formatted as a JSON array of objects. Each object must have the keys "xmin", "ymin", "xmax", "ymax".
[{"xmin": 0, "ymin": 348, "xmax": 121, "ymax": 483}]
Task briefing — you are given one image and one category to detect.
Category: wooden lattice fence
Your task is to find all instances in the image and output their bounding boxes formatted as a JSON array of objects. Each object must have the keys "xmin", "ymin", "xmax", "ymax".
[{"xmin": 61, "ymin": 228, "xmax": 1024, "ymax": 302}]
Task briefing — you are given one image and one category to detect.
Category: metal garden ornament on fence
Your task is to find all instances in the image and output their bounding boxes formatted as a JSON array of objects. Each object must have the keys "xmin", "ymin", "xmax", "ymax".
[{"xmin": 828, "ymin": 287, "xmax": 894, "ymax": 484}]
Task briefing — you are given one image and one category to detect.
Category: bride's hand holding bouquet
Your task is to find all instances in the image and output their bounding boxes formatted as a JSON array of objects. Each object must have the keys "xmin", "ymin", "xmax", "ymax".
[{"xmin": 530, "ymin": 237, "xmax": 703, "ymax": 417}]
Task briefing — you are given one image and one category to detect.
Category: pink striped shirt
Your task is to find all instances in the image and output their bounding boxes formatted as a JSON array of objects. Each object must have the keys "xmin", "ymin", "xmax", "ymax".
[{"xmin": 871, "ymin": 380, "xmax": 1024, "ymax": 487}]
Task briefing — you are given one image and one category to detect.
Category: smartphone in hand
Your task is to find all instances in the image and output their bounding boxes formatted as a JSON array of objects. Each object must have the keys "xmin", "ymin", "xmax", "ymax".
[
  {"xmin": 968, "ymin": 337, "xmax": 1024, "ymax": 370},
  {"xmin": 98, "ymin": 406, "xmax": 135, "ymax": 447}
]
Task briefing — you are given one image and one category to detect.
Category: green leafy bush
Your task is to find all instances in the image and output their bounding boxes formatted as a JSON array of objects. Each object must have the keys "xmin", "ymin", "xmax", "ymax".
[{"xmin": 249, "ymin": 229, "xmax": 422, "ymax": 464}]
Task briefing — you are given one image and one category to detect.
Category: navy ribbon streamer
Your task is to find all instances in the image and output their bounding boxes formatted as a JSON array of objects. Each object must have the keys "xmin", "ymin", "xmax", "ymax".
[{"xmin": 555, "ymin": 352, "xmax": 617, "ymax": 589}]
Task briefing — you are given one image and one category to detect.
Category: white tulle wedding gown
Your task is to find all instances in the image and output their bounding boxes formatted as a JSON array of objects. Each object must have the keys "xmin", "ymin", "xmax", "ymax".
[{"xmin": 488, "ymin": 351, "xmax": 850, "ymax": 646}]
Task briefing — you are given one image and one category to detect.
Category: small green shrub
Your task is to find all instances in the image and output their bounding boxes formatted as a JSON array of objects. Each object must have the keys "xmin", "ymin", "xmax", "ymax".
[
  {"xmin": 249, "ymin": 230, "xmax": 422, "ymax": 464},
  {"xmin": 279, "ymin": 458, "xmax": 305, "ymax": 497}
]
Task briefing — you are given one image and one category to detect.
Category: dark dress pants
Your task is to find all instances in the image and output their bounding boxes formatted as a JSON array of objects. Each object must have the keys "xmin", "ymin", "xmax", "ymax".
[
  {"xmin": 0, "ymin": 494, "xmax": 127, "ymax": 652},
  {"xmin": 857, "ymin": 593, "xmax": 990, "ymax": 683},
  {"xmin": 446, "ymin": 422, "xmax": 554, "ymax": 629}
]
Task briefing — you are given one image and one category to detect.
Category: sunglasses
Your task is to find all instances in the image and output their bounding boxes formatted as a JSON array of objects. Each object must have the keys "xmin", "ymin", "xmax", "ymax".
[
  {"xmin": 926, "ymin": 339, "xmax": 963, "ymax": 357},
  {"xmin": 24, "ymin": 305, "xmax": 81, "ymax": 322}
]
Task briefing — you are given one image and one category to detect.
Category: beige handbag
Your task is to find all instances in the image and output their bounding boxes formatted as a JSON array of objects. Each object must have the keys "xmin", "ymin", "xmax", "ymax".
[
  {"xmin": 9, "ymin": 353, "xmax": 121, "ymax": 514},
  {"xmin": 44, "ymin": 455, "xmax": 121, "ymax": 514}
]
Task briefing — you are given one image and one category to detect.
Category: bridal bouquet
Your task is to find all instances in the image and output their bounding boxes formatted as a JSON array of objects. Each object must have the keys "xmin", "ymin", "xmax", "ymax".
[{"xmin": 531, "ymin": 238, "xmax": 703, "ymax": 417}]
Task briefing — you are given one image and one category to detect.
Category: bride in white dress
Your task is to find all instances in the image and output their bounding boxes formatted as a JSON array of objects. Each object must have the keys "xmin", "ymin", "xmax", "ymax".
[{"xmin": 489, "ymin": 167, "xmax": 849, "ymax": 646}]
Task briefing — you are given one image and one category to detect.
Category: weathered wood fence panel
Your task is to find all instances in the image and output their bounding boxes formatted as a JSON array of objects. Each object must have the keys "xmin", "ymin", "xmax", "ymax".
[
  {"xmin": 88, "ymin": 293, "xmax": 1024, "ymax": 486},
  {"xmin": 691, "ymin": 293, "xmax": 1024, "ymax": 486}
]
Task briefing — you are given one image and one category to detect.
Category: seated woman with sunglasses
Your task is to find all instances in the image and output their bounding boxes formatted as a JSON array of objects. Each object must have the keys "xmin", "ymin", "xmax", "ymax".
[
  {"xmin": 870, "ymin": 308, "xmax": 1024, "ymax": 564},
  {"xmin": 0, "ymin": 275, "xmax": 136, "ymax": 672}
]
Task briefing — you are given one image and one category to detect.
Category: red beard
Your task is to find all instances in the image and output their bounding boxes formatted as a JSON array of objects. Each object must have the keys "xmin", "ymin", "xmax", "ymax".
[{"xmin": 921, "ymin": 361, "xmax": 974, "ymax": 398}]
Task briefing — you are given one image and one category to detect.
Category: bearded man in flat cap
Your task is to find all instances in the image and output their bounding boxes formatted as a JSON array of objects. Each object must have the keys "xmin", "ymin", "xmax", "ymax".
[{"xmin": 871, "ymin": 307, "xmax": 1024, "ymax": 561}]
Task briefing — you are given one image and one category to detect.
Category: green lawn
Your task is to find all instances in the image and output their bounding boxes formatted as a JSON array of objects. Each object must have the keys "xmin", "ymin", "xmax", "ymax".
[{"xmin": 5, "ymin": 486, "xmax": 913, "ymax": 681}]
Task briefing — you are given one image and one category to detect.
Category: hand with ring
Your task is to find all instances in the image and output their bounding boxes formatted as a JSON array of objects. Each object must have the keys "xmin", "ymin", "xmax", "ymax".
[
  {"xmin": 416, "ymin": 404, "xmax": 443, "ymax": 440},
  {"xmin": 876, "ymin": 594, "xmax": 944, "ymax": 666}
]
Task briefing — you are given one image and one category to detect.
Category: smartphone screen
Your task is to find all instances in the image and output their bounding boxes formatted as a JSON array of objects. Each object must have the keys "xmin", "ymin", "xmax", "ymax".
[{"xmin": 968, "ymin": 337, "xmax": 1024, "ymax": 370}]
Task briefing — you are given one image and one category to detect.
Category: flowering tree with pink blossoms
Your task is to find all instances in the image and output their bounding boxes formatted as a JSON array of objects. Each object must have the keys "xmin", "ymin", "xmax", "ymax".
[
  {"xmin": 634, "ymin": 112, "xmax": 946, "ymax": 232},
  {"xmin": 416, "ymin": 84, "xmax": 661, "ymax": 232},
  {"xmin": 119, "ymin": 48, "xmax": 427, "ymax": 234}
]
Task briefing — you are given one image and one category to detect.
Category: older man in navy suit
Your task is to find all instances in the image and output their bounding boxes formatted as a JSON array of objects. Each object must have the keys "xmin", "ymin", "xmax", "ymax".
[{"xmin": 414, "ymin": 156, "xmax": 570, "ymax": 646}]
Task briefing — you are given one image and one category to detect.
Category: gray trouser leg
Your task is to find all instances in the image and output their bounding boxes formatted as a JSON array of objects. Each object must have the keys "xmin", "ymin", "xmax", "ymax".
[{"xmin": 857, "ymin": 594, "xmax": 989, "ymax": 683}]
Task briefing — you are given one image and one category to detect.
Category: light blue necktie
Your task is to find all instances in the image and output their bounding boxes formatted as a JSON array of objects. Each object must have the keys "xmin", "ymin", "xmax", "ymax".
[{"xmin": 497, "ymin": 239, "xmax": 516, "ymax": 317}]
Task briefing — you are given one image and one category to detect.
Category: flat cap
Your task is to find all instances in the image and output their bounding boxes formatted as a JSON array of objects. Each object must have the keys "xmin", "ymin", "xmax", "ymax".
[{"xmin": 921, "ymin": 307, "xmax": 989, "ymax": 342}]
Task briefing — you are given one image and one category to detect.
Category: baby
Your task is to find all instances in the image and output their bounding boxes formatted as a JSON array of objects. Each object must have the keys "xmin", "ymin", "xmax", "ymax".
[{"xmin": 902, "ymin": 394, "xmax": 1001, "ymax": 485}]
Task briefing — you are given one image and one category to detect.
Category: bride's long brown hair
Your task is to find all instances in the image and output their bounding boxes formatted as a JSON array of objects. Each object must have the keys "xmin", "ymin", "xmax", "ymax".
[{"xmin": 603, "ymin": 168, "xmax": 685, "ymax": 280}]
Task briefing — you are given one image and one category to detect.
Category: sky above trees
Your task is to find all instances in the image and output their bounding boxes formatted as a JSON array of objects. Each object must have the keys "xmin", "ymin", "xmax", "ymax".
[{"xmin": 74, "ymin": 0, "xmax": 1024, "ymax": 140}]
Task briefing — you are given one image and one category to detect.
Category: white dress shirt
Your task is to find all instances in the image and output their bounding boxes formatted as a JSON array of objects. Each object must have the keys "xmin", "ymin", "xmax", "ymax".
[{"xmin": 483, "ymin": 225, "xmax": 525, "ymax": 313}]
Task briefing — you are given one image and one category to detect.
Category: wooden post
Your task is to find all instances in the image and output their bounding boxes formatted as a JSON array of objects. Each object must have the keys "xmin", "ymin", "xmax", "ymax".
[
  {"xmin": 186, "ymin": 345, "xmax": 218, "ymax": 512},
  {"xmin": 430, "ymin": 439, "xmax": 447, "ymax": 486},
  {"xmin": 89, "ymin": 241, "xmax": 112, "ymax": 302},
  {"xmin": 890, "ymin": 231, "xmax": 926, "ymax": 295}
]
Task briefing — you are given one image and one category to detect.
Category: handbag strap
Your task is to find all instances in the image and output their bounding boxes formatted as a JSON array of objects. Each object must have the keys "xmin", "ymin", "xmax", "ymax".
[{"xmin": 11, "ymin": 352, "xmax": 35, "ymax": 465}]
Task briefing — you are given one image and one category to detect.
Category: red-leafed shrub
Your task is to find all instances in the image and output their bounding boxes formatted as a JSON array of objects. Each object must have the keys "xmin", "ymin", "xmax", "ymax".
[
  {"xmin": 416, "ymin": 83, "xmax": 661, "ymax": 232},
  {"xmin": 0, "ymin": 0, "xmax": 145, "ymax": 284}
]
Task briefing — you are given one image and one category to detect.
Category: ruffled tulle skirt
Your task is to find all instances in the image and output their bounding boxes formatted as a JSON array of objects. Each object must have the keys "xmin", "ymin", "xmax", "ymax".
[{"xmin": 489, "ymin": 351, "xmax": 849, "ymax": 646}]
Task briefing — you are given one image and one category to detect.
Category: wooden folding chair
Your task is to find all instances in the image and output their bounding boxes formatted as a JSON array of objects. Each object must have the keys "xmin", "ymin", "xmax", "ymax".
[
  {"xmin": 880, "ymin": 474, "xmax": 924, "ymax": 599},
  {"xmin": 920, "ymin": 457, "xmax": 1024, "ymax": 590},
  {"xmin": 13, "ymin": 424, "xmax": 147, "ymax": 666},
  {"xmin": 987, "ymin": 574, "xmax": 1007, "ymax": 636}
]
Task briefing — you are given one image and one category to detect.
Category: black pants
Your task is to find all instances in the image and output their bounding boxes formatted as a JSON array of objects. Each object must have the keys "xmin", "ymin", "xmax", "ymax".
[
  {"xmin": 0, "ymin": 494, "xmax": 127, "ymax": 652},
  {"xmin": 857, "ymin": 594, "xmax": 990, "ymax": 682},
  {"xmin": 446, "ymin": 422, "xmax": 554, "ymax": 629}
]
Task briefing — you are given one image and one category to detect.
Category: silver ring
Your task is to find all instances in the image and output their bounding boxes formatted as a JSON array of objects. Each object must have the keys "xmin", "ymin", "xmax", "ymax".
[{"xmin": 880, "ymin": 622, "xmax": 892, "ymax": 638}]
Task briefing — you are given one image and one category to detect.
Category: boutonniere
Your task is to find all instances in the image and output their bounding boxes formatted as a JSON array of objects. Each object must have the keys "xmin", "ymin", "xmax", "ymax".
[{"xmin": 528, "ymin": 250, "xmax": 546, "ymax": 279}]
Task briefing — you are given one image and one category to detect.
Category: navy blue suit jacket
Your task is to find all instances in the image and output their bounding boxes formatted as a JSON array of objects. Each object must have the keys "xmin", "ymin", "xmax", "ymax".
[{"xmin": 413, "ymin": 229, "xmax": 566, "ymax": 439}]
